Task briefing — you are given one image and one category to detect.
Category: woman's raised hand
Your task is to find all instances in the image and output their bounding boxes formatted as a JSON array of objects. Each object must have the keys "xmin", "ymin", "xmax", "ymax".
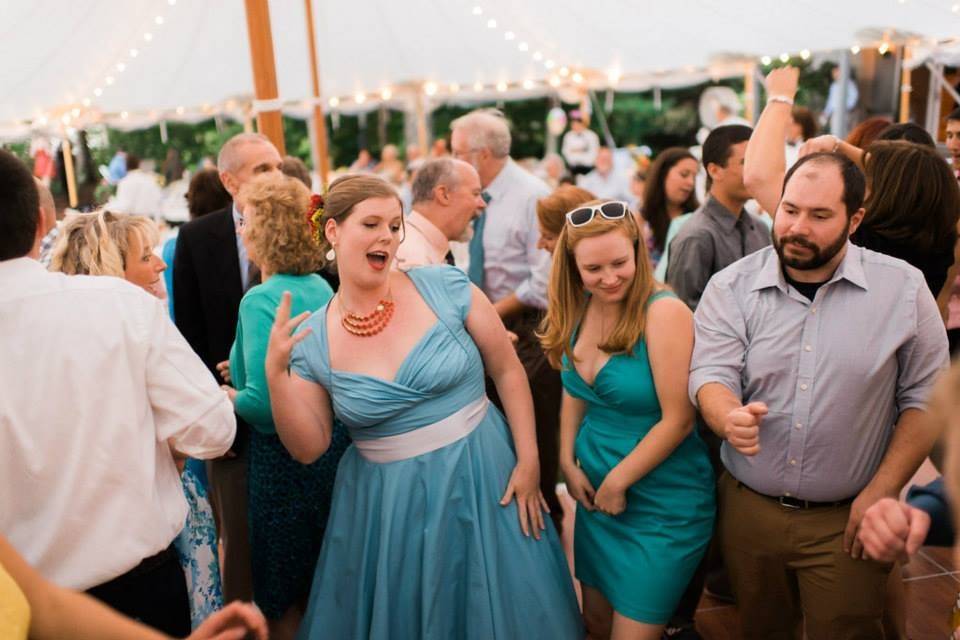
[{"xmin": 265, "ymin": 291, "xmax": 312, "ymax": 379}]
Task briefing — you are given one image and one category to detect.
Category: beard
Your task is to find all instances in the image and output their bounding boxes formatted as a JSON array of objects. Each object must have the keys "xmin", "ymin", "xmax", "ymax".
[{"xmin": 773, "ymin": 222, "xmax": 850, "ymax": 271}]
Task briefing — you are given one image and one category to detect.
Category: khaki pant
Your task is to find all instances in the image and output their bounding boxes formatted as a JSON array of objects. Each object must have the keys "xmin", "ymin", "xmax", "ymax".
[{"xmin": 718, "ymin": 472, "xmax": 892, "ymax": 640}]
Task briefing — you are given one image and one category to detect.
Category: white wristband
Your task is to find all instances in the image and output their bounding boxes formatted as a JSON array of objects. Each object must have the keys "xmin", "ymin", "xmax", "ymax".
[{"xmin": 767, "ymin": 95, "xmax": 794, "ymax": 106}]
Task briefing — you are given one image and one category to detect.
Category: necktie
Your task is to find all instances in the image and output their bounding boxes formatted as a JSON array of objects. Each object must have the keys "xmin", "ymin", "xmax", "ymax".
[
  {"xmin": 444, "ymin": 250, "xmax": 455, "ymax": 266},
  {"xmin": 468, "ymin": 191, "xmax": 491, "ymax": 287}
]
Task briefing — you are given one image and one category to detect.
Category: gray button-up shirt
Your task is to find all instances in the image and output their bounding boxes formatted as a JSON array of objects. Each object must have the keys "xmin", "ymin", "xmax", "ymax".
[
  {"xmin": 690, "ymin": 244, "xmax": 948, "ymax": 502},
  {"xmin": 665, "ymin": 196, "xmax": 771, "ymax": 310}
]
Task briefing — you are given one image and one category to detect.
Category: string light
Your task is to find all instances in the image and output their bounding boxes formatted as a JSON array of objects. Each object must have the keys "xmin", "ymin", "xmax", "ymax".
[
  {"xmin": 953, "ymin": 3, "xmax": 960, "ymax": 12},
  {"xmin": 143, "ymin": 32, "xmax": 153, "ymax": 41},
  {"xmin": 354, "ymin": 92, "xmax": 366, "ymax": 104},
  {"xmin": 878, "ymin": 42, "xmax": 890, "ymax": 54},
  {"xmin": 572, "ymin": 71, "xmax": 584, "ymax": 84},
  {"xmin": 800, "ymin": 49, "xmax": 811, "ymax": 60},
  {"xmin": 423, "ymin": 81, "xmax": 438, "ymax": 96},
  {"xmin": 328, "ymin": 97, "xmax": 340, "ymax": 108},
  {"xmin": 607, "ymin": 68, "xmax": 622, "ymax": 85},
  {"xmin": 504, "ymin": 31, "xmax": 515, "ymax": 40},
  {"xmin": 559, "ymin": 66, "xmax": 570, "ymax": 77},
  {"xmin": 533, "ymin": 51, "xmax": 543, "ymax": 61},
  {"xmin": 472, "ymin": 5, "xmax": 482, "ymax": 15},
  {"xmin": 545, "ymin": 59, "xmax": 556, "ymax": 69},
  {"xmin": 129, "ymin": 48, "xmax": 139, "ymax": 57},
  {"xmin": 522, "ymin": 79, "xmax": 535, "ymax": 89},
  {"xmin": 761, "ymin": 55, "xmax": 772, "ymax": 65},
  {"xmin": 496, "ymin": 81, "xmax": 508, "ymax": 92},
  {"xmin": 486, "ymin": 19, "xmax": 497, "ymax": 28},
  {"xmin": 120, "ymin": 111, "xmax": 129, "ymax": 120},
  {"xmin": 779, "ymin": 52, "xmax": 790, "ymax": 62},
  {"xmin": 380, "ymin": 87, "xmax": 392, "ymax": 100},
  {"xmin": 154, "ymin": 16, "xmax": 164, "ymax": 25},
  {"xmin": 549, "ymin": 76, "xmax": 561, "ymax": 87},
  {"xmin": 81, "ymin": 98, "xmax": 91, "ymax": 107},
  {"xmin": 116, "ymin": 62, "xmax": 126, "ymax": 72},
  {"xmin": 518, "ymin": 42, "xmax": 528, "ymax": 52},
  {"xmin": 176, "ymin": 106, "xmax": 185, "ymax": 115},
  {"xmin": 473, "ymin": 81, "xmax": 484, "ymax": 91},
  {"xmin": 449, "ymin": 83, "xmax": 461, "ymax": 93},
  {"xmin": 105, "ymin": 76, "xmax": 115, "ymax": 85},
  {"xmin": 851, "ymin": 44, "xmax": 861, "ymax": 54},
  {"xmin": 93, "ymin": 87, "xmax": 103, "ymax": 97}
]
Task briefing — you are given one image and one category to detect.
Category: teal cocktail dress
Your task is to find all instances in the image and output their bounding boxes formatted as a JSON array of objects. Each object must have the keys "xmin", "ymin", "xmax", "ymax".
[
  {"xmin": 562, "ymin": 290, "xmax": 715, "ymax": 624},
  {"xmin": 291, "ymin": 266, "xmax": 583, "ymax": 639}
]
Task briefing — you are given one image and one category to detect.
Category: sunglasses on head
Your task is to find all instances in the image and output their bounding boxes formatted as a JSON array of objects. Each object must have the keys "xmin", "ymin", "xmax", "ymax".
[{"xmin": 565, "ymin": 201, "xmax": 630, "ymax": 227}]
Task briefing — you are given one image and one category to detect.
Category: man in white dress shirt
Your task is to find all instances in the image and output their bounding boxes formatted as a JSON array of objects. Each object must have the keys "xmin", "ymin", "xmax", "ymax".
[
  {"xmin": 450, "ymin": 109, "xmax": 565, "ymax": 530},
  {"xmin": 110, "ymin": 154, "xmax": 164, "ymax": 219},
  {"xmin": 0, "ymin": 149, "xmax": 236, "ymax": 636},
  {"xmin": 393, "ymin": 157, "xmax": 486, "ymax": 271},
  {"xmin": 561, "ymin": 111, "xmax": 600, "ymax": 176}
]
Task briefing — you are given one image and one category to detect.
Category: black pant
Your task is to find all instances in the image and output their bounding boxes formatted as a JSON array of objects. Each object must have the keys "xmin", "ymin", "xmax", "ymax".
[
  {"xmin": 487, "ymin": 309, "xmax": 564, "ymax": 530},
  {"xmin": 949, "ymin": 327, "xmax": 960, "ymax": 359},
  {"xmin": 86, "ymin": 545, "xmax": 191, "ymax": 637}
]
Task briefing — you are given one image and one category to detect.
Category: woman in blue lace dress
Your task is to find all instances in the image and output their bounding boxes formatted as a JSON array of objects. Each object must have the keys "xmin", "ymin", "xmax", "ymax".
[{"xmin": 264, "ymin": 174, "xmax": 582, "ymax": 639}]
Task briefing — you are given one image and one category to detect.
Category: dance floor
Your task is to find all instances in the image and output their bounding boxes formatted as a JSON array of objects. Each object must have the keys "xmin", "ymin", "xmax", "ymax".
[{"xmin": 555, "ymin": 458, "xmax": 955, "ymax": 638}]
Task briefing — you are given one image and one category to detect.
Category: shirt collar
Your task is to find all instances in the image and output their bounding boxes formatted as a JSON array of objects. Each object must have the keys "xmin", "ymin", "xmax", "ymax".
[
  {"xmin": 232, "ymin": 203, "xmax": 243, "ymax": 231},
  {"xmin": 406, "ymin": 210, "xmax": 449, "ymax": 258},
  {"xmin": 483, "ymin": 157, "xmax": 517, "ymax": 201},
  {"xmin": 751, "ymin": 242, "xmax": 869, "ymax": 293},
  {"xmin": 702, "ymin": 195, "xmax": 747, "ymax": 232}
]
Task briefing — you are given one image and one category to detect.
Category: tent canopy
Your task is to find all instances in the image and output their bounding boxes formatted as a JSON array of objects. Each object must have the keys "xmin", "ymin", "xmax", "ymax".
[{"xmin": 1, "ymin": 0, "xmax": 958, "ymax": 129}]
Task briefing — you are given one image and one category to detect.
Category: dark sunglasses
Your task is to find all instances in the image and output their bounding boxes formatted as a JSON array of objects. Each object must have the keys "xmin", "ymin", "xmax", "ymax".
[{"xmin": 565, "ymin": 201, "xmax": 629, "ymax": 227}]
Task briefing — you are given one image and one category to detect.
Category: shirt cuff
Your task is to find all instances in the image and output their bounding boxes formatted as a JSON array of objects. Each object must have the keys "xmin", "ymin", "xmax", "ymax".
[{"xmin": 689, "ymin": 368, "xmax": 741, "ymax": 408}]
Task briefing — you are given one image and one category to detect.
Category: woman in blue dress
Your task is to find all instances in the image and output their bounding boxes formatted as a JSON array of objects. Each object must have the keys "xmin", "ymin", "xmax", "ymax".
[
  {"xmin": 263, "ymin": 174, "xmax": 582, "ymax": 639},
  {"xmin": 539, "ymin": 201, "xmax": 715, "ymax": 639}
]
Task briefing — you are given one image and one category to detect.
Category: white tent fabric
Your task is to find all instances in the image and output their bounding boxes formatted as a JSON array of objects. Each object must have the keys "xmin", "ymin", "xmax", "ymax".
[{"xmin": 1, "ymin": 0, "xmax": 959, "ymax": 128}]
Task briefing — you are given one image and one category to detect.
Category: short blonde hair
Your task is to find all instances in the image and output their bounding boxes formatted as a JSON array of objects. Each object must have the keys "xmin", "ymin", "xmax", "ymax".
[
  {"xmin": 239, "ymin": 173, "xmax": 322, "ymax": 275},
  {"xmin": 50, "ymin": 210, "xmax": 158, "ymax": 276}
]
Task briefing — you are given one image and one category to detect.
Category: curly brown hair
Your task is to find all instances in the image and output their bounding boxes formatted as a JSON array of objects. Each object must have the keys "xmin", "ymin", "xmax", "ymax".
[{"xmin": 239, "ymin": 173, "xmax": 322, "ymax": 275}]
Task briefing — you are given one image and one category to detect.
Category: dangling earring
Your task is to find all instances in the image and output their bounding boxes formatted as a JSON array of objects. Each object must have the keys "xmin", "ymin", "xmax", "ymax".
[{"xmin": 326, "ymin": 246, "xmax": 336, "ymax": 261}]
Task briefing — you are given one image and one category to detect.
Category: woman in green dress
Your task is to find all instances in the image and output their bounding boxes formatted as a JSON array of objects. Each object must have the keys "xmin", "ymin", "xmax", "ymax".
[
  {"xmin": 221, "ymin": 173, "xmax": 350, "ymax": 640},
  {"xmin": 540, "ymin": 200, "xmax": 715, "ymax": 639}
]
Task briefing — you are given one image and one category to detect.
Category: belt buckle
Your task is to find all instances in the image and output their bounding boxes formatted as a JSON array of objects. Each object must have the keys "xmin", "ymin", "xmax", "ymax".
[{"xmin": 778, "ymin": 496, "xmax": 802, "ymax": 509}]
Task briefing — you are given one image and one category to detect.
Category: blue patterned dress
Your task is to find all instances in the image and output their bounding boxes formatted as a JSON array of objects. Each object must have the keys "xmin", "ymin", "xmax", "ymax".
[
  {"xmin": 173, "ymin": 460, "xmax": 222, "ymax": 628},
  {"xmin": 291, "ymin": 266, "xmax": 583, "ymax": 640}
]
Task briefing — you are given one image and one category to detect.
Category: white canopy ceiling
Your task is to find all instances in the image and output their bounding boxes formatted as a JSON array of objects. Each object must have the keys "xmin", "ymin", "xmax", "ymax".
[{"xmin": 1, "ymin": 0, "xmax": 959, "ymax": 130}]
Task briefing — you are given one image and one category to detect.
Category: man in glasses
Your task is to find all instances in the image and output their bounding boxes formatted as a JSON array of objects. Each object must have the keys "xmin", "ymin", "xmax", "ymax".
[
  {"xmin": 665, "ymin": 125, "xmax": 769, "ymax": 312},
  {"xmin": 449, "ymin": 109, "xmax": 564, "ymax": 530}
]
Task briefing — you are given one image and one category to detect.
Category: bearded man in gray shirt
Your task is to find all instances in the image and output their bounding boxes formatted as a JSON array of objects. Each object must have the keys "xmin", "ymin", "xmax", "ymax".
[{"xmin": 690, "ymin": 152, "xmax": 948, "ymax": 639}]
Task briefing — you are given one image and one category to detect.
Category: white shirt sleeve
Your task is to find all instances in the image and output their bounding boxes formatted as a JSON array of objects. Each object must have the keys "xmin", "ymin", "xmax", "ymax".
[
  {"xmin": 514, "ymin": 192, "xmax": 551, "ymax": 309},
  {"xmin": 144, "ymin": 298, "xmax": 236, "ymax": 457}
]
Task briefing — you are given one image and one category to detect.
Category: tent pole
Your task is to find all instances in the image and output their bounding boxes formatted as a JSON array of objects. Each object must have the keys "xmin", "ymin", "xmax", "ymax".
[
  {"xmin": 414, "ymin": 88, "xmax": 429, "ymax": 153},
  {"xmin": 243, "ymin": 0, "xmax": 286, "ymax": 155},
  {"xmin": 60, "ymin": 127, "xmax": 78, "ymax": 208},
  {"xmin": 303, "ymin": 0, "xmax": 331, "ymax": 189},
  {"xmin": 899, "ymin": 47, "xmax": 912, "ymax": 123}
]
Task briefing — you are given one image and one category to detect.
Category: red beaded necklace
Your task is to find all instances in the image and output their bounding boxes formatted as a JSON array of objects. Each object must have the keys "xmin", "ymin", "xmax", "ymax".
[{"xmin": 338, "ymin": 293, "xmax": 395, "ymax": 337}]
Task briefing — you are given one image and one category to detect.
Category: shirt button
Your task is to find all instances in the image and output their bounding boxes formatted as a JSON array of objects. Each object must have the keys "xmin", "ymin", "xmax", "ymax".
[
  {"xmin": 804, "ymin": 345, "xmax": 812, "ymax": 352},
  {"xmin": 795, "ymin": 423, "xmax": 803, "ymax": 429},
  {"xmin": 811, "ymin": 307, "xmax": 817, "ymax": 313},
  {"xmin": 789, "ymin": 459, "xmax": 797, "ymax": 466},
  {"xmin": 785, "ymin": 492, "xmax": 792, "ymax": 497},
  {"xmin": 800, "ymin": 383, "xmax": 808, "ymax": 390}
]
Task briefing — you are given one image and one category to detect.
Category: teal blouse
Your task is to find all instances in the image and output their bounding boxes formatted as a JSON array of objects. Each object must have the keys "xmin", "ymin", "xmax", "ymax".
[{"xmin": 230, "ymin": 273, "xmax": 334, "ymax": 434}]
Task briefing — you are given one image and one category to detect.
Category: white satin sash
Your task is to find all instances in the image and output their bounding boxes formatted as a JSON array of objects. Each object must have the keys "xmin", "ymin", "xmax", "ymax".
[{"xmin": 353, "ymin": 396, "xmax": 489, "ymax": 463}]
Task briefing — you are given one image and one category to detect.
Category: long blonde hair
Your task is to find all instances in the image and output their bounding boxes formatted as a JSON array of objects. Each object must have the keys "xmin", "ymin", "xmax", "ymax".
[
  {"xmin": 538, "ymin": 202, "xmax": 656, "ymax": 369},
  {"xmin": 49, "ymin": 210, "xmax": 158, "ymax": 276}
]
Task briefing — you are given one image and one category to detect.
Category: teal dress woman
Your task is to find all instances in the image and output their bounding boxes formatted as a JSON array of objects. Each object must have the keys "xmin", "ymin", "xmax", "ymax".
[
  {"xmin": 290, "ymin": 266, "xmax": 583, "ymax": 640},
  {"xmin": 562, "ymin": 290, "xmax": 715, "ymax": 624}
]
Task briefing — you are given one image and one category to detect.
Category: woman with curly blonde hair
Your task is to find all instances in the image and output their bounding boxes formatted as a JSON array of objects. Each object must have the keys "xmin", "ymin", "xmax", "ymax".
[
  {"xmin": 220, "ymin": 172, "xmax": 349, "ymax": 639},
  {"xmin": 50, "ymin": 210, "xmax": 166, "ymax": 296}
]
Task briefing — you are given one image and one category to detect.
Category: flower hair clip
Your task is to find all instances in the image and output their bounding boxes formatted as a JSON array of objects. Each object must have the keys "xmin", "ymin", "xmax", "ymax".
[{"xmin": 306, "ymin": 193, "xmax": 325, "ymax": 245}]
